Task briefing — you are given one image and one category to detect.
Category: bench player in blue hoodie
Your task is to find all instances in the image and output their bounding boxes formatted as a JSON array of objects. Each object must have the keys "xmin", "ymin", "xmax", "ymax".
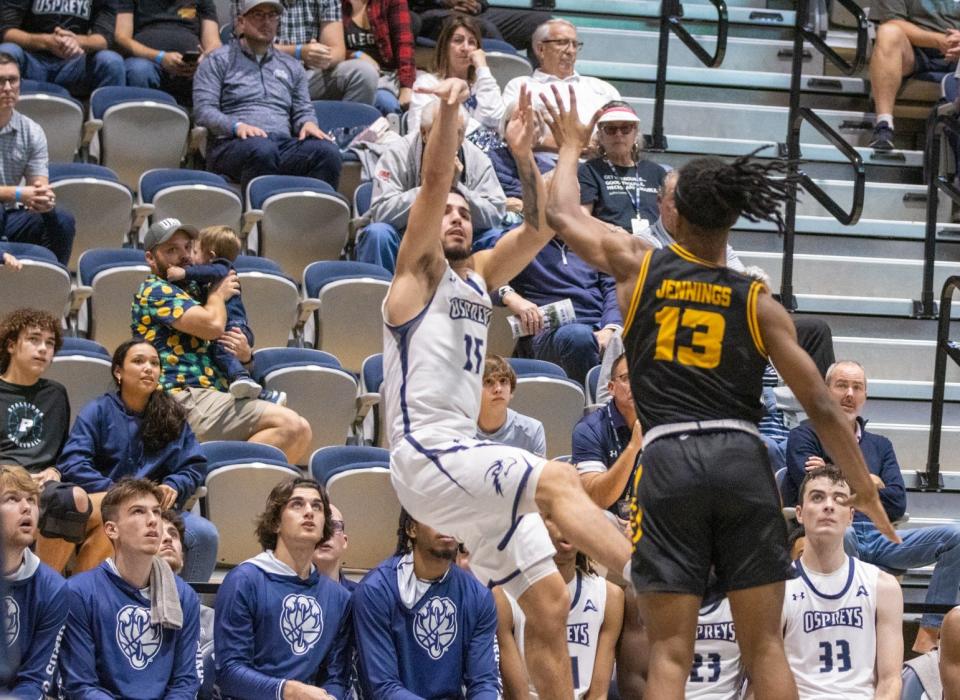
[
  {"xmin": 215, "ymin": 476, "xmax": 352, "ymax": 700},
  {"xmin": 0, "ymin": 464, "xmax": 67, "ymax": 699},
  {"xmin": 60, "ymin": 478, "xmax": 202, "ymax": 699}
]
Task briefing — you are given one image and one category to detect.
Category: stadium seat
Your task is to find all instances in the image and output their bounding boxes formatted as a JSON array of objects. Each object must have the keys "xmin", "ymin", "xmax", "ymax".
[
  {"xmin": 18, "ymin": 80, "xmax": 84, "ymax": 163},
  {"xmin": 301, "ymin": 261, "xmax": 391, "ymax": 373},
  {"xmin": 47, "ymin": 337, "xmax": 114, "ymax": 423},
  {"xmin": 201, "ymin": 441, "xmax": 299, "ymax": 565},
  {"xmin": 484, "ymin": 44, "xmax": 532, "ymax": 91},
  {"xmin": 136, "ymin": 169, "xmax": 243, "ymax": 237},
  {"xmin": 85, "ymin": 87, "xmax": 190, "ymax": 190},
  {"xmin": 313, "ymin": 100, "xmax": 381, "ymax": 201},
  {"xmin": 508, "ymin": 358, "xmax": 586, "ymax": 458},
  {"xmin": 198, "ymin": 641, "xmax": 216, "ymax": 700},
  {"xmin": 354, "ymin": 180, "xmax": 373, "ymax": 218},
  {"xmin": 486, "ymin": 306, "xmax": 516, "ymax": 358},
  {"xmin": 242, "ymin": 175, "xmax": 350, "ymax": 281},
  {"xmin": 0, "ymin": 243, "xmax": 73, "ymax": 321},
  {"xmin": 359, "ymin": 353, "xmax": 385, "ymax": 446},
  {"xmin": 49, "ymin": 163, "xmax": 133, "ymax": 269},
  {"xmin": 76, "ymin": 248, "xmax": 150, "ymax": 351},
  {"xmin": 585, "ymin": 364, "xmax": 602, "ymax": 406},
  {"xmin": 900, "ymin": 664, "xmax": 928, "ymax": 700},
  {"xmin": 252, "ymin": 348, "xmax": 360, "ymax": 458},
  {"xmin": 310, "ymin": 445, "xmax": 397, "ymax": 570},
  {"xmin": 233, "ymin": 255, "xmax": 299, "ymax": 349}
]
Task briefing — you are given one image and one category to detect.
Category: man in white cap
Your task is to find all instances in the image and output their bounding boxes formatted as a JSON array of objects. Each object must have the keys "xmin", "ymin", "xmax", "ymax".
[{"xmin": 131, "ymin": 218, "xmax": 313, "ymax": 464}]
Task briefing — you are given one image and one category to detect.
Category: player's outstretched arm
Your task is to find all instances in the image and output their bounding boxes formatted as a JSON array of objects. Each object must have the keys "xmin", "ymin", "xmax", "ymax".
[
  {"xmin": 757, "ymin": 292, "xmax": 900, "ymax": 543},
  {"xmin": 874, "ymin": 572, "xmax": 904, "ymax": 700},
  {"xmin": 543, "ymin": 85, "xmax": 649, "ymax": 286},
  {"xmin": 385, "ymin": 78, "xmax": 471, "ymax": 326},
  {"xmin": 942, "ymin": 607, "xmax": 960, "ymax": 699},
  {"xmin": 475, "ymin": 85, "xmax": 553, "ymax": 290}
]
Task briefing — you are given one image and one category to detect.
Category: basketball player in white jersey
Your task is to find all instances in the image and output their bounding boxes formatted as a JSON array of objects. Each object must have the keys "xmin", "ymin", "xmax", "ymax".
[
  {"xmin": 494, "ymin": 517, "xmax": 623, "ymax": 699},
  {"xmin": 687, "ymin": 590, "xmax": 744, "ymax": 699},
  {"xmin": 381, "ymin": 78, "xmax": 631, "ymax": 699},
  {"xmin": 783, "ymin": 465, "xmax": 903, "ymax": 699}
]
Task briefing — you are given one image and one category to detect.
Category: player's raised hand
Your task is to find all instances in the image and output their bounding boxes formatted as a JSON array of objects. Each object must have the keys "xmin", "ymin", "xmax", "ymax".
[
  {"xmin": 414, "ymin": 77, "xmax": 470, "ymax": 106},
  {"xmin": 840, "ymin": 489, "xmax": 901, "ymax": 544},
  {"xmin": 542, "ymin": 84, "xmax": 600, "ymax": 151},
  {"xmin": 505, "ymin": 85, "xmax": 536, "ymax": 156}
]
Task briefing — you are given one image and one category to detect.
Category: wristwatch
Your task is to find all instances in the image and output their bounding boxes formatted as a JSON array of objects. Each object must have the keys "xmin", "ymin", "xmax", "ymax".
[{"xmin": 497, "ymin": 285, "xmax": 515, "ymax": 299}]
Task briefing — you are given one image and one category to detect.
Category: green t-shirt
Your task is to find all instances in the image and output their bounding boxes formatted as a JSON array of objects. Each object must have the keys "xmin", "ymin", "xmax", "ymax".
[
  {"xmin": 874, "ymin": 0, "xmax": 960, "ymax": 34},
  {"xmin": 131, "ymin": 275, "xmax": 228, "ymax": 392}
]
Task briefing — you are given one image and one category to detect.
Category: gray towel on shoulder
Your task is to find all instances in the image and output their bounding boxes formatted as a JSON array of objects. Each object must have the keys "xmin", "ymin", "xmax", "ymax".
[{"xmin": 149, "ymin": 556, "xmax": 183, "ymax": 630}]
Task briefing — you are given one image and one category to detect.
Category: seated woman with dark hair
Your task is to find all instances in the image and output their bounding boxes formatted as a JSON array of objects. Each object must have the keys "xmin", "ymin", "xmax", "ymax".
[{"xmin": 57, "ymin": 339, "xmax": 219, "ymax": 581}]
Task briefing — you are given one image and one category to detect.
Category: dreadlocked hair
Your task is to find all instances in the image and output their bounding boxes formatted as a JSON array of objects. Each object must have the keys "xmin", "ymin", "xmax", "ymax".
[
  {"xmin": 575, "ymin": 552, "xmax": 595, "ymax": 575},
  {"xmin": 395, "ymin": 508, "xmax": 416, "ymax": 556},
  {"xmin": 673, "ymin": 147, "xmax": 799, "ymax": 232}
]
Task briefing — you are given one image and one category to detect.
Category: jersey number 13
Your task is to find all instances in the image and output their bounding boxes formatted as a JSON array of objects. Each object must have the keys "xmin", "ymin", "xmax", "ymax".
[{"xmin": 654, "ymin": 306, "xmax": 726, "ymax": 369}]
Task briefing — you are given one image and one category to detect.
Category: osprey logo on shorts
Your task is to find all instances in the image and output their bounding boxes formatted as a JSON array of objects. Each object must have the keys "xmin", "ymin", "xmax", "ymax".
[
  {"xmin": 413, "ymin": 596, "xmax": 458, "ymax": 660},
  {"xmin": 116, "ymin": 605, "xmax": 163, "ymax": 670},
  {"xmin": 280, "ymin": 594, "xmax": 324, "ymax": 656},
  {"xmin": 3, "ymin": 596, "xmax": 19, "ymax": 646},
  {"xmin": 485, "ymin": 457, "xmax": 517, "ymax": 496}
]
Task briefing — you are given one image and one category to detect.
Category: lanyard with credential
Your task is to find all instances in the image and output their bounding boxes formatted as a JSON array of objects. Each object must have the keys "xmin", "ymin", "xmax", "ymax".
[{"xmin": 604, "ymin": 159, "xmax": 642, "ymax": 215}]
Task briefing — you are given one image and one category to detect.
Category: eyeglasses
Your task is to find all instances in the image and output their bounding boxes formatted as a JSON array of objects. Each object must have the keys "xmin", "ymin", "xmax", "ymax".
[
  {"xmin": 600, "ymin": 124, "xmax": 637, "ymax": 136},
  {"xmin": 0, "ymin": 76, "xmax": 20, "ymax": 86},
  {"xmin": 541, "ymin": 39, "xmax": 584, "ymax": 50},
  {"xmin": 330, "ymin": 519, "xmax": 345, "ymax": 533},
  {"xmin": 245, "ymin": 9, "xmax": 281, "ymax": 21},
  {"xmin": 612, "ymin": 372, "xmax": 630, "ymax": 384}
]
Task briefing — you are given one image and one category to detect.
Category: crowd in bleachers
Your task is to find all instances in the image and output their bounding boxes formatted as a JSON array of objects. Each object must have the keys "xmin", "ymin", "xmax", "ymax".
[{"xmin": 2, "ymin": 0, "xmax": 960, "ymax": 694}]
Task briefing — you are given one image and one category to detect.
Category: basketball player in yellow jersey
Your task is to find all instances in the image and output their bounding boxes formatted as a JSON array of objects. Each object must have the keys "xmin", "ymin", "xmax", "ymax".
[{"xmin": 543, "ymin": 85, "xmax": 899, "ymax": 700}]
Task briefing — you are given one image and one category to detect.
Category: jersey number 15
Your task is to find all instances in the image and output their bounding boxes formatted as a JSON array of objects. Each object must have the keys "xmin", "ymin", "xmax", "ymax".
[{"xmin": 654, "ymin": 306, "xmax": 726, "ymax": 369}]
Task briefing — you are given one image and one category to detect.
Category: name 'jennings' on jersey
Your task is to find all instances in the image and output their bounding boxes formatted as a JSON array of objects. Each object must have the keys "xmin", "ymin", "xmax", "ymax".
[
  {"xmin": 382, "ymin": 265, "xmax": 493, "ymax": 448},
  {"xmin": 622, "ymin": 244, "xmax": 769, "ymax": 431}
]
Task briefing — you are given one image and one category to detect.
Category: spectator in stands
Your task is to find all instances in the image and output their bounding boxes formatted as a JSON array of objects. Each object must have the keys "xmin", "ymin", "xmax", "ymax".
[
  {"xmin": 0, "ymin": 464, "xmax": 67, "ymax": 699},
  {"xmin": 60, "ymin": 478, "xmax": 202, "ymax": 698},
  {"xmin": 158, "ymin": 509, "xmax": 215, "ymax": 646},
  {"xmin": 409, "ymin": 0, "xmax": 548, "ymax": 53},
  {"xmin": 408, "ymin": 14, "xmax": 505, "ymax": 149},
  {"xmin": 114, "ymin": 0, "xmax": 222, "ymax": 105},
  {"xmin": 579, "ymin": 101, "xmax": 664, "ymax": 235},
  {"xmin": 0, "ymin": 308, "xmax": 91, "ymax": 574},
  {"xmin": 0, "ymin": 54, "xmax": 75, "ymax": 267},
  {"xmin": 133, "ymin": 218, "xmax": 313, "ymax": 464},
  {"xmin": 233, "ymin": 0, "xmax": 379, "ymax": 104},
  {"xmin": 868, "ymin": 0, "xmax": 960, "ymax": 150},
  {"xmin": 495, "ymin": 516, "xmax": 623, "ymax": 699},
  {"xmin": 496, "ymin": 217, "xmax": 621, "ymax": 386},
  {"xmin": 783, "ymin": 360, "xmax": 960, "ymax": 653},
  {"xmin": 56, "ymin": 339, "xmax": 220, "ymax": 582},
  {"xmin": 573, "ymin": 352, "xmax": 641, "ymax": 517},
  {"xmin": 943, "ymin": 606, "xmax": 960, "ymax": 698},
  {"xmin": 193, "ymin": 0, "xmax": 342, "ymax": 190},
  {"xmin": 357, "ymin": 99, "xmax": 506, "ymax": 272},
  {"xmin": 0, "ymin": 0, "xmax": 124, "ymax": 98},
  {"xmin": 476, "ymin": 354, "xmax": 545, "ymax": 456},
  {"xmin": 352, "ymin": 509, "xmax": 499, "ymax": 697},
  {"xmin": 783, "ymin": 466, "xmax": 903, "ymax": 698},
  {"xmin": 341, "ymin": 0, "xmax": 416, "ymax": 116},
  {"xmin": 502, "ymin": 19, "xmax": 620, "ymax": 151},
  {"xmin": 313, "ymin": 502, "xmax": 354, "ymax": 590},
  {"xmin": 215, "ymin": 476, "xmax": 352, "ymax": 699}
]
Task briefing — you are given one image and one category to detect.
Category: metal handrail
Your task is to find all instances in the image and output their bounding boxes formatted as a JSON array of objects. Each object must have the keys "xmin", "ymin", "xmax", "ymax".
[
  {"xmin": 923, "ymin": 275, "xmax": 960, "ymax": 491},
  {"xmin": 650, "ymin": 0, "xmax": 728, "ymax": 150},
  {"xmin": 779, "ymin": 0, "xmax": 868, "ymax": 309}
]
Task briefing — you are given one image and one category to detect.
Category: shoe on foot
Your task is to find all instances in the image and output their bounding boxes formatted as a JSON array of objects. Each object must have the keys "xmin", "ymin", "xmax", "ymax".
[
  {"xmin": 258, "ymin": 389, "xmax": 287, "ymax": 406},
  {"xmin": 229, "ymin": 377, "xmax": 262, "ymax": 400},
  {"xmin": 869, "ymin": 121, "xmax": 895, "ymax": 151}
]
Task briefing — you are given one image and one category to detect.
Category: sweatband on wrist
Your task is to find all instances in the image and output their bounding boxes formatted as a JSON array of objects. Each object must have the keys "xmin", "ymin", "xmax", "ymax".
[
  {"xmin": 295, "ymin": 44, "xmax": 302, "ymax": 60},
  {"xmin": 155, "ymin": 51, "xmax": 165, "ymax": 65},
  {"xmin": 353, "ymin": 50, "xmax": 364, "ymax": 59},
  {"xmin": 14, "ymin": 187, "xmax": 21, "ymax": 203},
  {"xmin": 232, "ymin": 122, "xmax": 240, "ymax": 136}
]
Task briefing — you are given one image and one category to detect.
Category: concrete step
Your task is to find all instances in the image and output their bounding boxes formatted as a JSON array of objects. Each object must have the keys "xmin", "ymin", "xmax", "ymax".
[
  {"xmin": 868, "ymin": 424, "xmax": 960, "ymax": 471},
  {"xmin": 832, "ymin": 336, "xmax": 959, "ymax": 383},
  {"xmin": 732, "ymin": 217, "xmax": 960, "ymax": 242}
]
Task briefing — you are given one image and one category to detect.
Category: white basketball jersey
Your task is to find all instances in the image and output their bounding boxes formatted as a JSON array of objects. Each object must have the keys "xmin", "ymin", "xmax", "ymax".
[
  {"xmin": 382, "ymin": 264, "xmax": 492, "ymax": 448},
  {"xmin": 782, "ymin": 557, "xmax": 880, "ymax": 699},
  {"xmin": 507, "ymin": 570, "xmax": 607, "ymax": 699},
  {"xmin": 686, "ymin": 597, "xmax": 744, "ymax": 699}
]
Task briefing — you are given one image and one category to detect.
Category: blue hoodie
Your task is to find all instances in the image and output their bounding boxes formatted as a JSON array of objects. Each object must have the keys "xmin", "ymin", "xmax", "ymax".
[
  {"xmin": 57, "ymin": 392, "xmax": 205, "ymax": 507},
  {"xmin": 4, "ymin": 549, "xmax": 67, "ymax": 699},
  {"xmin": 507, "ymin": 239, "xmax": 621, "ymax": 330},
  {"xmin": 60, "ymin": 561, "xmax": 201, "ymax": 699},
  {"xmin": 215, "ymin": 551, "xmax": 353, "ymax": 700}
]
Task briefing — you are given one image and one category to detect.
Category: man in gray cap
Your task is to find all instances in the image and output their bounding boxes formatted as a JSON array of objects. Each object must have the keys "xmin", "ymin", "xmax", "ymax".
[
  {"xmin": 131, "ymin": 218, "xmax": 313, "ymax": 464},
  {"xmin": 192, "ymin": 0, "xmax": 342, "ymax": 189}
]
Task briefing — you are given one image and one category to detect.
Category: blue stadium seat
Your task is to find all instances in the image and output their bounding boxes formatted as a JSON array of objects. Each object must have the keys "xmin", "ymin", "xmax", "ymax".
[
  {"xmin": 301, "ymin": 261, "xmax": 391, "ymax": 372},
  {"xmin": 18, "ymin": 82, "xmax": 83, "ymax": 162},
  {"xmin": 76, "ymin": 248, "xmax": 150, "ymax": 350},
  {"xmin": 313, "ymin": 100, "xmax": 382, "ymax": 133},
  {"xmin": 243, "ymin": 175, "xmax": 350, "ymax": 280},
  {"xmin": 20, "ymin": 80, "xmax": 71, "ymax": 97},
  {"xmin": 136, "ymin": 169, "xmax": 242, "ymax": 236},
  {"xmin": 585, "ymin": 364, "xmax": 602, "ymax": 406},
  {"xmin": 0, "ymin": 243, "xmax": 72, "ymax": 321},
  {"xmin": 310, "ymin": 445, "xmax": 397, "ymax": 570},
  {"xmin": 230, "ymin": 254, "xmax": 299, "ymax": 349},
  {"xmin": 508, "ymin": 358, "xmax": 568, "ymax": 379},
  {"xmin": 482, "ymin": 38, "xmax": 518, "ymax": 54},
  {"xmin": 900, "ymin": 664, "xmax": 927, "ymax": 700},
  {"xmin": 49, "ymin": 163, "xmax": 133, "ymax": 269},
  {"xmin": 358, "ymin": 353, "xmax": 385, "ymax": 446},
  {"xmin": 48, "ymin": 337, "xmax": 114, "ymax": 422},
  {"xmin": 508, "ymin": 358, "xmax": 585, "ymax": 457},
  {"xmin": 354, "ymin": 180, "xmax": 373, "ymax": 219},
  {"xmin": 199, "ymin": 440, "xmax": 287, "ymax": 469}
]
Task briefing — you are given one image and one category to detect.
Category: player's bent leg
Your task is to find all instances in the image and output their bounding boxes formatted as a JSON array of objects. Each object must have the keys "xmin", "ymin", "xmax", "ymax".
[
  {"xmin": 727, "ymin": 581, "xmax": 798, "ymax": 700},
  {"xmin": 517, "ymin": 570, "xmax": 575, "ymax": 698},
  {"xmin": 534, "ymin": 460, "xmax": 631, "ymax": 576},
  {"xmin": 637, "ymin": 591, "xmax": 700, "ymax": 700}
]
